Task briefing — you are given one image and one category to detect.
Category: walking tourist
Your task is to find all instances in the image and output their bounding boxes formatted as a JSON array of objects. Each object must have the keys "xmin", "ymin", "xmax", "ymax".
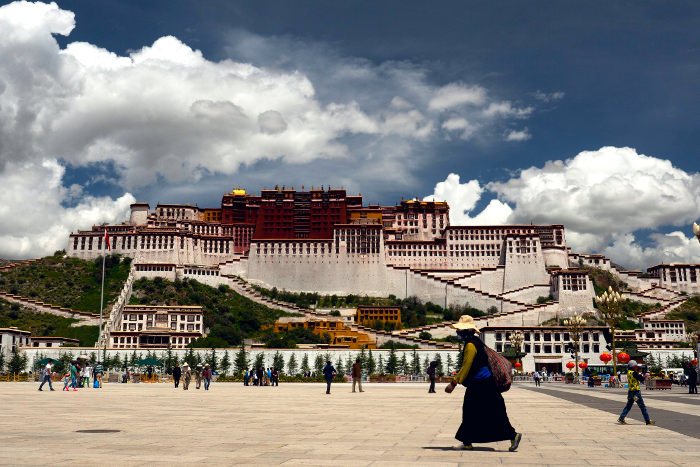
[
  {"xmin": 62, "ymin": 372, "xmax": 71, "ymax": 391},
  {"xmin": 182, "ymin": 363, "xmax": 192, "ymax": 390},
  {"xmin": 70, "ymin": 361, "xmax": 79, "ymax": 391},
  {"xmin": 243, "ymin": 368, "xmax": 249, "ymax": 386},
  {"xmin": 445, "ymin": 315, "xmax": 522, "ymax": 451},
  {"xmin": 173, "ymin": 363, "xmax": 181, "ymax": 388},
  {"xmin": 81, "ymin": 362, "xmax": 92, "ymax": 388},
  {"xmin": 323, "ymin": 360, "xmax": 336, "ymax": 394},
  {"xmin": 272, "ymin": 368, "xmax": 279, "ymax": 386},
  {"xmin": 203, "ymin": 364, "xmax": 212, "ymax": 390},
  {"xmin": 352, "ymin": 359, "xmax": 364, "ymax": 393},
  {"xmin": 686, "ymin": 363, "xmax": 698, "ymax": 394},
  {"xmin": 195, "ymin": 363, "xmax": 203, "ymax": 389},
  {"xmin": 427, "ymin": 361, "xmax": 437, "ymax": 393},
  {"xmin": 256, "ymin": 367, "xmax": 263, "ymax": 387},
  {"xmin": 38, "ymin": 359, "xmax": 54, "ymax": 391},
  {"xmin": 617, "ymin": 360, "xmax": 655, "ymax": 425},
  {"xmin": 94, "ymin": 362, "xmax": 104, "ymax": 388},
  {"xmin": 533, "ymin": 371, "xmax": 541, "ymax": 387}
]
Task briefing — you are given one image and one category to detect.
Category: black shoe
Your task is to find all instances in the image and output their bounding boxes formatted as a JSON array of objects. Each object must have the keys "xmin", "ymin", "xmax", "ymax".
[
  {"xmin": 50, "ymin": 389, "xmax": 55, "ymax": 391},
  {"xmin": 38, "ymin": 388, "xmax": 42, "ymax": 391}
]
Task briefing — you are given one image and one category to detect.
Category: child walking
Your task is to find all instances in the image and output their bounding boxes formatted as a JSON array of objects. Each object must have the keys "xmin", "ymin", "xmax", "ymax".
[{"xmin": 617, "ymin": 360, "xmax": 655, "ymax": 425}]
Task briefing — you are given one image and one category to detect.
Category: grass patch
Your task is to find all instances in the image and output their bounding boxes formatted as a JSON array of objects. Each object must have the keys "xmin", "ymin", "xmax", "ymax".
[
  {"xmin": 0, "ymin": 298, "xmax": 98, "ymax": 346},
  {"xmin": 0, "ymin": 253, "xmax": 131, "ymax": 314},
  {"xmin": 667, "ymin": 296, "xmax": 700, "ymax": 333}
]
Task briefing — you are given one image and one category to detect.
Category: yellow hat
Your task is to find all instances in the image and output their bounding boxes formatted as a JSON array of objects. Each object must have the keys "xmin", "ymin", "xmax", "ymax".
[{"xmin": 451, "ymin": 315, "xmax": 480, "ymax": 332}]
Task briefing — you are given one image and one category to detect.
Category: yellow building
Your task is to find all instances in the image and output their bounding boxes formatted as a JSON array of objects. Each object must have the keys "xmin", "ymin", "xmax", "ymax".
[
  {"xmin": 202, "ymin": 208, "xmax": 222, "ymax": 223},
  {"xmin": 356, "ymin": 305, "xmax": 402, "ymax": 329},
  {"xmin": 273, "ymin": 316, "xmax": 376, "ymax": 349}
]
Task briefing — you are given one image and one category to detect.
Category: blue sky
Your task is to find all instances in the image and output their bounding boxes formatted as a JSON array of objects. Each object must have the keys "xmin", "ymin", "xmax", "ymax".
[{"xmin": 0, "ymin": 0, "xmax": 699, "ymax": 267}]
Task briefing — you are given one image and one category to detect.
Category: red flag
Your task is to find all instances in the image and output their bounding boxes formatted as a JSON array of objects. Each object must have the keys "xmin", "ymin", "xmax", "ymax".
[{"xmin": 104, "ymin": 229, "xmax": 111, "ymax": 250}]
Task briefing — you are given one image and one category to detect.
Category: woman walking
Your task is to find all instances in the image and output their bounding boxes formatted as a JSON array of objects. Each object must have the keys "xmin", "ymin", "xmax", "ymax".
[
  {"xmin": 445, "ymin": 315, "xmax": 522, "ymax": 451},
  {"xmin": 427, "ymin": 361, "xmax": 438, "ymax": 393},
  {"xmin": 182, "ymin": 363, "xmax": 192, "ymax": 390}
]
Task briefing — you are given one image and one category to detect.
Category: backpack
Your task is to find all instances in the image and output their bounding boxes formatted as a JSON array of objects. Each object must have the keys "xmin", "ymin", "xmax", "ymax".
[{"xmin": 484, "ymin": 344, "xmax": 513, "ymax": 393}]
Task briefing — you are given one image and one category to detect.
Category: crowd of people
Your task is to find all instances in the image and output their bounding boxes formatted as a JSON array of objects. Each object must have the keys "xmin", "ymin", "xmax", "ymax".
[
  {"xmin": 242, "ymin": 367, "xmax": 280, "ymax": 386},
  {"xmin": 37, "ymin": 359, "xmax": 103, "ymax": 392}
]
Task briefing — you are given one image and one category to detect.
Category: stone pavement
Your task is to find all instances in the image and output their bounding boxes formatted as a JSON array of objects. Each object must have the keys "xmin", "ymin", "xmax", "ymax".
[{"xmin": 1, "ymin": 381, "xmax": 699, "ymax": 466}]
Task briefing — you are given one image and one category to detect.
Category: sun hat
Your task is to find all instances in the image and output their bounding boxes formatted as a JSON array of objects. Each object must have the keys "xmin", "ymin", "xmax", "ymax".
[{"xmin": 451, "ymin": 314, "xmax": 480, "ymax": 332}]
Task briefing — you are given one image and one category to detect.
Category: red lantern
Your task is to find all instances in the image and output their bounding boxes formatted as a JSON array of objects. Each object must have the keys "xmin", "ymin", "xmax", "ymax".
[
  {"xmin": 566, "ymin": 362, "xmax": 575, "ymax": 370},
  {"xmin": 600, "ymin": 353, "xmax": 612, "ymax": 364},
  {"xmin": 514, "ymin": 362, "xmax": 522, "ymax": 368},
  {"xmin": 617, "ymin": 352, "xmax": 630, "ymax": 364},
  {"xmin": 579, "ymin": 362, "xmax": 588, "ymax": 369}
]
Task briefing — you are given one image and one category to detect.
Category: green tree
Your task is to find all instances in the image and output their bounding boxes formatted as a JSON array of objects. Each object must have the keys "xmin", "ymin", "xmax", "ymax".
[
  {"xmin": 335, "ymin": 354, "xmax": 344, "ymax": 375},
  {"xmin": 446, "ymin": 354, "xmax": 453, "ymax": 374},
  {"xmin": 418, "ymin": 331, "xmax": 433, "ymax": 340},
  {"xmin": 366, "ymin": 349, "xmax": 376, "ymax": 375},
  {"xmin": 272, "ymin": 351, "xmax": 285, "ymax": 372},
  {"xmin": 400, "ymin": 353, "xmax": 409, "ymax": 376},
  {"xmin": 0, "ymin": 351, "xmax": 8, "ymax": 372},
  {"xmin": 219, "ymin": 351, "xmax": 231, "ymax": 376},
  {"xmin": 386, "ymin": 347, "xmax": 398, "ymax": 375},
  {"xmin": 358, "ymin": 347, "xmax": 367, "ymax": 369},
  {"xmin": 301, "ymin": 353, "xmax": 310, "ymax": 375},
  {"xmin": 378, "ymin": 354, "xmax": 385, "ymax": 374},
  {"xmin": 313, "ymin": 353, "xmax": 324, "ymax": 374},
  {"xmin": 184, "ymin": 347, "xmax": 197, "ymax": 368},
  {"xmin": 254, "ymin": 352, "xmax": 265, "ymax": 369},
  {"xmin": 287, "ymin": 353, "xmax": 298, "ymax": 375},
  {"xmin": 423, "ymin": 355, "xmax": 430, "ymax": 374},
  {"xmin": 234, "ymin": 345, "xmax": 248, "ymax": 374},
  {"xmin": 164, "ymin": 344, "xmax": 175, "ymax": 374},
  {"xmin": 208, "ymin": 348, "xmax": 218, "ymax": 373},
  {"xmin": 7, "ymin": 347, "xmax": 28, "ymax": 374},
  {"xmin": 411, "ymin": 350, "xmax": 420, "ymax": 375},
  {"xmin": 434, "ymin": 354, "xmax": 444, "ymax": 377}
]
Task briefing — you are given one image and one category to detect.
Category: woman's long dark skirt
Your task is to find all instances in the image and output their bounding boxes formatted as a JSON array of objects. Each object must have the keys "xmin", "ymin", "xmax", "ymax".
[{"xmin": 455, "ymin": 379, "xmax": 516, "ymax": 444}]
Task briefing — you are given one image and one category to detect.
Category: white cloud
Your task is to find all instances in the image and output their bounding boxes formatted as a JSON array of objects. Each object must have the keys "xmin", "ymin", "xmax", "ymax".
[
  {"xmin": 0, "ymin": 158, "xmax": 134, "ymax": 258},
  {"xmin": 428, "ymin": 83, "xmax": 487, "ymax": 111},
  {"xmin": 534, "ymin": 90, "xmax": 565, "ymax": 102},
  {"xmin": 504, "ymin": 128, "xmax": 531, "ymax": 142},
  {"xmin": 483, "ymin": 102, "xmax": 533, "ymax": 118},
  {"xmin": 423, "ymin": 173, "xmax": 512, "ymax": 225},
  {"xmin": 426, "ymin": 147, "xmax": 700, "ymax": 270},
  {"xmin": 441, "ymin": 117, "xmax": 478, "ymax": 140}
]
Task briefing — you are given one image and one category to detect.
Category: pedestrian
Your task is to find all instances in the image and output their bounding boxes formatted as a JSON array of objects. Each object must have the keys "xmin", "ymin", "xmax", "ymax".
[
  {"xmin": 203, "ymin": 364, "xmax": 212, "ymax": 390},
  {"xmin": 173, "ymin": 363, "xmax": 181, "ymax": 388},
  {"xmin": 617, "ymin": 360, "xmax": 655, "ymax": 425},
  {"xmin": 272, "ymin": 368, "xmax": 279, "ymax": 386},
  {"xmin": 445, "ymin": 315, "xmax": 522, "ymax": 451},
  {"xmin": 38, "ymin": 359, "xmax": 54, "ymax": 391},
  {"xmin": 533, "ymin": 370, "xmax": 541, "ymax": 387},
  {"xmin": 70, "ymin": 361, "xmax": 79, "ymax": 391},
  {"xmin": 352, "ymin": 358, "xmax": 364, "ymax": 393},
  {"xmin": 147, "ymin": 366, "xmax": 153, "ymax": 381},
  {"xmin": 94, "ymin": 361, "xmax": 104, "ymax": 388},
  {"xmin": 62, "ymin": 372, "xmax": 71, "ymax": 391},
  {"xmin": 263, "ymin": 367, "xmax": 270, "ymax": 386},
  {"xmin": 182, "ymin": 363, "xmax": 192, "ymax": 390},
  {"xmin": 243, "ymin": 368, "xmax": 249, "ymax": 386},
  {"xmin": 82, "ymin": 362, "xmax": 92, "ymax": 388},
  {"xmin": 323, "ymin": 360, "xmax": 336, "ymax": 394},
  {"xmin": 256, "ymin": 367, "xmax": 264, "ymax": 387},
  {"xmin": 687, "ymin": 363, "xmax": 698, "ymax": 395},
  {"xmin": 427, "ymin": 361, "xmax": 437, "ymax": 393},
  {"xmin": 195, "ymin": 363, "xmax": 203, "ymax": 389}
]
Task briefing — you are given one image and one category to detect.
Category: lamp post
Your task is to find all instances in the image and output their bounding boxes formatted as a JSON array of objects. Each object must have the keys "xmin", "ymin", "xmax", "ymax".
[
  {"xmin": 509, "ymin": 332, "xmax": 524, "ymax": 372},
  {"xmin": 595, "ymin": 286, "xmax": 627, "ymax": 385},
  {"xmin": 564, "ymin": 313, "xmax": 586, "ymax": 383},
  {"xmin": 694, "ymin": 222, "xmax": 700, "ymax": 244}
]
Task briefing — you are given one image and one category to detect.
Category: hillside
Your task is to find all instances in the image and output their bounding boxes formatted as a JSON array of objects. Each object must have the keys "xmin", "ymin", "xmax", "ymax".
[
  {"xmin": 0, "ymin": 252, "xmax": 131, "ymax": 314},
  {"xmin": 667, "ymin": 296, "xmax": 700, "ymax": 333},
  {"xmin": 0, "ymin": 298, "xmax": 98, "ymax": 346},
  {"xmin": 129, "ymin": 277, "xmax": 299, "ymax": 347}
]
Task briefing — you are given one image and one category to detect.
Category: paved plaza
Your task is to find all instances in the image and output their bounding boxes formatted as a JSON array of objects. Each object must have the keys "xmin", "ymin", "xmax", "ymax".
[{"xmin": 2, "ymin": 381, "xmax": 699, "ymax": 466}]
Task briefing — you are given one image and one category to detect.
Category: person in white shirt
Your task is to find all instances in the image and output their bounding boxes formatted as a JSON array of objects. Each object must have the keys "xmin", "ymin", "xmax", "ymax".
[
  {"xmin": 82, "ymin": 363, "xmax": 92, "ymax": 388},
  {"xmin": 38, "ymin": 360, "xmax": 54, "ymax": 391}
]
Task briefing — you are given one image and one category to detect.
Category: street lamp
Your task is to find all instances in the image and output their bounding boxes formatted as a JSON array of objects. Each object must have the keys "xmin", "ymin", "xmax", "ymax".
[
  {"xmin": 564, "ymin": 313, "xmax": 586, "ymax": 383},
  {"xmin": 694, "ymin": 222, "xmax": 700, "ymax": 244},
  {"xmin": 595, "ymin": 286, "xmax": 627, "ymax": 385},
  {"xmin": 509, "ymin": 332, "xmax": 524, "ymax": 372}
]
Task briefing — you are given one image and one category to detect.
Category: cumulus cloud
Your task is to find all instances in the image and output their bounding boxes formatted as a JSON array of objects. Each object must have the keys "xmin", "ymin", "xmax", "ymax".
[
  {"xmin": 504, "ymin": 128, "xmax": 531, "ymax": 142},
  {"xmin": 426, "ymin": 147, "xmax": 700, "ymax": 269},
  {"xmin": 428, "ymin": 83, "xmax": 487, "ymax": 110},
  {"xmin": 0, "ymin": 158, "xmax": 134, "ymax": 258}
]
